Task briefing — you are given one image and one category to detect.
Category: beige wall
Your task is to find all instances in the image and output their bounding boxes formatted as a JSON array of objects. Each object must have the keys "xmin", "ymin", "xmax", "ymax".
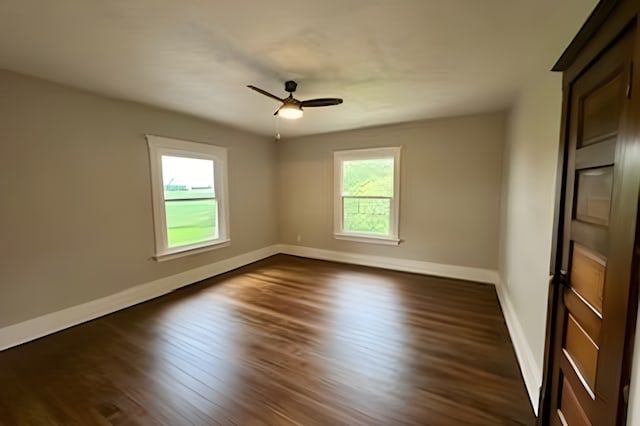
[
  {"xmin": 278, "ymin": 113, "xmax": 506, "ymax": 269},
  {"xmin": 0, "ymin": 69, "xmax": 278, "ymax": 328},
  {"xmin": 498, "ymin": 72, "xmax": 563, "ymax": 381},
  {"xmin": 493, "ymin": 0, "xmax": 599, "ymax": 411}
]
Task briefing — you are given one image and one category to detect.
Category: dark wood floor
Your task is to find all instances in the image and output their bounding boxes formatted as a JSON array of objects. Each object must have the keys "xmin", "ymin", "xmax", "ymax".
[{"xmin": 0, "ymin": 255, "xmax": 535, "ymax": 425}]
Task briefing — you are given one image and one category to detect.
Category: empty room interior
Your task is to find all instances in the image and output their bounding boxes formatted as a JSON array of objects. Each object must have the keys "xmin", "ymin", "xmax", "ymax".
[{"xmin": 2, "ymin": 0, "xmax": 640, "ymax": 425}]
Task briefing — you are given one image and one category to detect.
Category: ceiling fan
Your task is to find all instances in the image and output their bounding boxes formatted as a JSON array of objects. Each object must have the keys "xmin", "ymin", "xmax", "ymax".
[{"xmin": 247, "ymin": 80, "xmax": 343, "ymax": 119}]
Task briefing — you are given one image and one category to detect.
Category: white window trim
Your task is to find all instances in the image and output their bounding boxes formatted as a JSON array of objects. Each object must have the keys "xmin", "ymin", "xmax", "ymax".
[
  {"xmin": 333, "ymin": 146, "xmax": 401, "ymax": 245},
  {"xmin": 146, "ymin": 135, "xmax": 230, "ymax": 261}
]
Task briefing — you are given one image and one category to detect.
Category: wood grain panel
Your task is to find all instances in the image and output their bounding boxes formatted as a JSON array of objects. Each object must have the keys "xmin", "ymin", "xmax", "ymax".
[
  {"xmin": 559, "ymin": 377, "xmax": 592, "ymax": 426},
  {"xmin": 580, "ymin": 74, "xmax": 622, "ymax": 147},
  {"xmin": 563, "ymin": 287, "xmax": 601, "ymax": 345},
  {"xmin": 0, "ymin": 255, "xmax": 535, "ymax": 425},
  {"xmin": 560, "ymin": 353, "xmax": 595, "ymax": 415},
  {"xmin": 571, "ymin": 243, "xmax": 606, "ymax": 313},
  {"xmin": 565, "ymin": 313, "xmax": 599, "ymax": 390}
]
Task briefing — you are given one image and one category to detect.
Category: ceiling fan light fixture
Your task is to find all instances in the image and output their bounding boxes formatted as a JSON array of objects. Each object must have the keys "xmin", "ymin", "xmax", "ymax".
[
  {"xmin": 248, "ymin": 81, "xmax": 342, "ymax": 120},
  {"xmin": 278, "ymin": 104, "xmax": 304, "ymax": 119}
]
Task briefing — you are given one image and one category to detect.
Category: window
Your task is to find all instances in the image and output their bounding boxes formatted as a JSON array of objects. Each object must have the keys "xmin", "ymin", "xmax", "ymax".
[
  {"xmin": 334, "ymin": 147, "xmax": 401, "ymax": 245},
  {"xmin": 147, "ymin": 135, "xmax": 230, "ymax": 260}
]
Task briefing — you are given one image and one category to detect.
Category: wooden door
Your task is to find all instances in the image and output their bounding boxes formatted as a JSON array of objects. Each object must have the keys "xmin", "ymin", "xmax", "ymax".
[{"xmin": 547, "ymin": 26, "xmax": 639, "ymax": 426}]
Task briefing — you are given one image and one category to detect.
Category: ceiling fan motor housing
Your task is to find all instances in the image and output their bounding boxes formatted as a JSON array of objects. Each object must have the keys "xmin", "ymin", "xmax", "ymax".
[{"xmin": 285, "ymin": 80, "xmax": 298, "ymax": 93}]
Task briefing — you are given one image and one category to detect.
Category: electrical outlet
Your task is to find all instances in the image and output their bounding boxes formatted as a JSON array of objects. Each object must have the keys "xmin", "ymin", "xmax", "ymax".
[{"xmin": 296, "ymin": 234, "xmax": 302, "ymax": 243}]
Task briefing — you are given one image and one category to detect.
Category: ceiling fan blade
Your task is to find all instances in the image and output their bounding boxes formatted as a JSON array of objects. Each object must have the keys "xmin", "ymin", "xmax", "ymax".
[
  {"xmin": 247, "ymin": 85, "xmax": 284, "ymax": 102},
  {"xmin": 300, "ymin": 98, "xmax": 343, "ymax": 107}
]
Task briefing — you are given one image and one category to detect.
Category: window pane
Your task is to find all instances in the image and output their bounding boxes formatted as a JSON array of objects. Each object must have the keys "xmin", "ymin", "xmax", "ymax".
[
  {"xmin": 162, "ymin": 155, "xmax": 215, "ymax": 200},
  {"xmin": 343, "ymin": 197, "xmax": 390, "ymax": 235},
  {"xmin": 342, "ymin": 158, "xmax": 394, "ymax": 197},
  {"xmin": 165, "ymin": 199, "xmax": 218, "ymax": 247}
]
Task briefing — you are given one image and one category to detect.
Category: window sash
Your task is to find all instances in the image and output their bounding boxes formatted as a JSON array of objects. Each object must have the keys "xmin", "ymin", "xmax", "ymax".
[
  {"xmin": 341, "ymin": 158, "xmax": 394, "ymax": 198},
  {"xmin": 333, "ymin": 147, "xmax": 401, "ymax": 245},
  {"xmin": 342, "ymin": 195, "xmax": 391, "ymax": 200},
  {"xmin": 342, "ymin": 196, "xmax": 393, "ymax": 236},
  {"xmin": 147, "ymin": 135, "xmax": 230, "ymax": 261},
  {"xmin": 164, "ymin": 197, "xmax": 219, "ymax": 247},
  {"xmin": 164, "ymin": 197, "xmax": 215, "ymax": 202}
]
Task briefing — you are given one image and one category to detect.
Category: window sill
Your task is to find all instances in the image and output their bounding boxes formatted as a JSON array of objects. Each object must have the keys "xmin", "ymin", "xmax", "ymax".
[
  {"xmin": 334, "ymin": 233, "xmax": 400, "ymax": 246},
  {"xmin": 154, "ymin": 239, "xmax": 231, "ymax": 262}
]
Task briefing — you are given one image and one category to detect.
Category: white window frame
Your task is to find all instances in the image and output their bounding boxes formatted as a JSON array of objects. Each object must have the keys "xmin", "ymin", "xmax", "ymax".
[
  {"xmin": 333, "ymin": 146, "xmax": 401, "ymax": 245},
  {"xmin": 147, "ymin": 135, "xmax": 230, "ymax": 261}
]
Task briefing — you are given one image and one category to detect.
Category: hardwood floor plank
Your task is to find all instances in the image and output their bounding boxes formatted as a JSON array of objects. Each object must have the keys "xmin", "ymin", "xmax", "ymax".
[{"xmin": 0, "ymin": 255, "xmax": 534, "ymax": 425}]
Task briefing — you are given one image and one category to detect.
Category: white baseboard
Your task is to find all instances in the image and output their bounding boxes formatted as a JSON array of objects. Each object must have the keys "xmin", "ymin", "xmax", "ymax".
[
  {"xmin": 495, "ymin": 278, "xmax": 542, "ymax": 414},
  {"xmin": 278, "ymin": 244, "xmax": 500, "ymax": 285},
  {"xmin": 0, "ymin": 245, "xmax": 280, "ymax": 351}
]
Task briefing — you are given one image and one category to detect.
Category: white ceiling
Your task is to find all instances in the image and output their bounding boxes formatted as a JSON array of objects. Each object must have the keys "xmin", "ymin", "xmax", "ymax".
[{"xmin": 0, "ymin": 0, "xmax": 597, "ymax": 138}]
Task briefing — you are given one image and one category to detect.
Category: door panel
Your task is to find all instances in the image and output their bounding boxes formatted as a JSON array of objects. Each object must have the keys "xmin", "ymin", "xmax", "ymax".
[
  {"xmin": 570, "ymin": 221, "xmax": 608, "ymax": 256},
  {"xmin": 564, "ymin": 288, "xmax": 601, "ymax": 346},
  {"xmin": 565, "ymin": 313, "xmax": 598, "ymax": 389},
  {"xmin": 560, "ymin": 354, "xmax": 596, "ymax": 410},
  {"xmin": 559, "ymin": 376, "xmax": 592, "ymax": 426},
  {"xmin": 548, "ymin": 26, "xmax": 637, "ymax": 425},
  {"xmin": 570, "ymin": 243, "xmax": 606, "ymax": 313},
  {"xmin": 581, "ymin": 73, "xmax": 624, "ymax": 146},
  {"xmin": 575, "ymin": 168, "xmax": 614, "ymax": 227}
]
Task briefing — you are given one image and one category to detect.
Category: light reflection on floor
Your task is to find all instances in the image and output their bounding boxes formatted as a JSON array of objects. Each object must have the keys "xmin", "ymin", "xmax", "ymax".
[
  {"xmin": 150, "ymin": 295, "xmax": 243, "ymax": 417},
  {"xmin": 320, "ymin": 272, "xmax": 412, "ymax": 410}
]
